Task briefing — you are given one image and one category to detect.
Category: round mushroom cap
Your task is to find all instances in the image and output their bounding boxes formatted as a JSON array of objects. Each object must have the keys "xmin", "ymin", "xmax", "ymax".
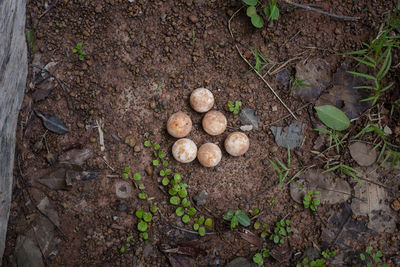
[
  {"xmin": 167, "ymin": 112, "xmax": 192, "ymax": 138},
  {"xmin": 172, "ymin": 138, "xmax": 197, "ymax": 163},
  {"xmin": 202, "ymin": 110, "xmax": 227, "ymax": 136},
  {"xmin": 224, "ymin": 132, "xmax": 249, "ymax": 156},
  {"xmin": 197, "ymin": 143, "xmax": 222, "ymax": 167},
  {"xmin": 190, "ymin": 88, "xmax": 214, "ymax": 113}
]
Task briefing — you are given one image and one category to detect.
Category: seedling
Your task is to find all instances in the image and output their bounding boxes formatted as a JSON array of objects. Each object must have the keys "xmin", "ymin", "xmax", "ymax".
[
  {"xmin": 248, "ymin": 48, "xmax": 269, "ymax": 73},
  {"xmin": 253, "ymin": 248, "xmax": 270, "ymax": 266},
  {"xmin": 303, "ymin": 190, "xmax": 321, "ymax": 211},
  {"xmin": 269, "ymin": 148, "xmax": 305, "ymax": 187},
  {"xmin": 55, "ymin": 21, "xmax": 62, "ymax": 28},
  {"xmin": 223, "ymin": 210, "xmax": 251, "ymax": 229},
  {"xmin": 297, "ymin": 249, "xmax": 336, "ymax": 267},
  {"xmin": 227, "ymin": 101, "xmax": 242, "ymax": 114},
  {"xmin": 144, "ymin": 140, "xmax": 151, "ymax": 147},
  {"xmin": 135, "ymin": 209, "xmax": 153, "ymax": 244},
  {"xmin": 243, "ymin": 0, "xmax": 279, "ymax": 28},
  {"xmin": 360, "ymin": 246, "xmax": 387, "ymax": 267},
  {"xmin": 323, "ymin": 161, "xmax": 363, "ymax": 186},
  {"xmin": 322, "ymin": 249, "xmax": 336, "ymax": 260},
  {"xmin": 260, "ymin": 223, "xmax": 269, "ymax": 238},
  {"xmin": 193, "ymin": 216, "xmax": 213, "ymax": 236},
  {"xmin": 270, "ymin": 218, "xmax": 291, "ymax": 244},
  {"xmin": 72, "ymin": 42, "xmax": 85, "ymax": 61},
  {"xmin": 249, "ymin": 208, "xmax": 259, "ymax": 216},
  {"xmin": 290, "ymin": 76, "xmax": 312, "ymax": 94},
  {"xmin": 120, "ymin": 235, "xmax": 133, "ymax": 253},
  {"xmin": 314, "ymin": 128, "xmax": 345, "ymax": 153}
]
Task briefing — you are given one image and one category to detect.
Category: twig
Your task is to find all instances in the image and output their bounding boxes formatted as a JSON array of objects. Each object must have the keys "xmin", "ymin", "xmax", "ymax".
[
  {"xmin": 228, "ymin": 7, "xmax": 298, "ymax": 120},
  {"xmin": 282, "ymin": 0, "xmax": 360, "ymax": 21},
  {"xmin": 96, "ymin": 119, "xmax": 105, "ymax": 152},
  {"xmin": 38, "ymin": 0, "xmax": 59, "ymax": 19},
  {"xmin": 171, "ymin": 224, "xmax": 215, "ymax": 235}
]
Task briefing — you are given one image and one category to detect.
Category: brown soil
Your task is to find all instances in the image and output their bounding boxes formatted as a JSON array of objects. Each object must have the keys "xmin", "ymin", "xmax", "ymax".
[{"xmin": 3, "ymin": 0, "xmax": 400, "ymax": 266}]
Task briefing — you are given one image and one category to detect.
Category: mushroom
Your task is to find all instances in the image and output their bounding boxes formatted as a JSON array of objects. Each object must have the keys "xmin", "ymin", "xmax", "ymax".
[
  {"xmin": 172, "ymin": 138, "xmax": 197, "ymax": 163},
  {"xmin": 197, "ymin": 143, "xmax": 222, "ymax": 167},
  {"xmin": 190, "ymin": 88, "xmax": 214, "ymax": 113},
  {"xmin": 224, "ymin": 132, "xmax": 249, "ymax": 156},
  {"xmin": 167, "ymin": 112, "xmax": 192, "ymax": 138},
  {"xmin": 202, "ymin": 110, "xmax": 227, "ymax": 136}
]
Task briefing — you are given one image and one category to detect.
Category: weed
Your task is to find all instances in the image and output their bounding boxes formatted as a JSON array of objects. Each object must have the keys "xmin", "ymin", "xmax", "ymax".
[
  {"xmin": 360, "ymin": 246, "xmax": 387, "ymax": 267},
  {"xmin": 72, "ymin": 42, "xmax": 85, "ymax": 61},
  {"xmin": 223, "ymin": 210, "xmax": 251, "ymax": 229},
  {"xmin": 269, "ymin": 148, "xmax": 305, "ymax": 187},
  {"xmin": 290, "ymin": 76, "xmax": 312, "ymax": 94},
  {"xmin": 243, "ymin": 0, "xmax": 279, "ymax": 28},
  {"xmin": 270, "ymin": 218, "xmax": 291, "ymax": 244},
  {"xmin": 55, "ymin": 21, "xmax": 62, "ymax": 28},
  {"xmin": 248, "ymin": 48, "xmax": 269, "ymax": 73},
  {"xmin": 303, "ymin": 190, "xmax": 321, "ymax": 211},
  {"xmin": 344, "ymin": 10, "xmax": 399, "ymax": 105},
  {"xmin": 193, "ymin": 216, "xmax": 213, "ymax": 236},
  {"xmin": 323, "ymin": 161, "xmax": 363, "ymax": 185},
  {"xmin": 296, "ymin": 249, "xmax": 335, "ymax": 267},
  {"xmin": 120, "ymin": 235, "xmax": 133, "ymax": 253},
  {"xmin": 253, "ymin": 248, "xmax": 270, "ymax": 266},
  {"xmin": 322, "ymin": 249, "xmax": 336, "ymax": 259},
  {"xmin": 227, "ymin": 101, "xmax": 242, "ymax": 114},
  {"xmin": 135, "ymin": 209, "xmax": 153, "ymax": 244},
  {"xmin": 249, "ymin": 208, "xmax": 260, "ymax": 216},
  {"xmin": 260, "ymin": 223, "xmax": 269, "ymax": 238},
  {"xmin": 314, "ymin": 128, "xmax": 345, "ymax": 153}
]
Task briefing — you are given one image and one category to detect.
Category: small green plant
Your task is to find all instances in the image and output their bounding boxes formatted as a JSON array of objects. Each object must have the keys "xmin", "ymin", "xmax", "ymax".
[
  {"xmin": 314, "ymin": 105, "xmax": 350, "ymax": 153},
  {"xmin": 303, "ymin": 190, "xmax": 321, "ymax": 211},
  {"xmin": 290, "ymin": 77, "xmax": 312, "ymax": 94},
  {"xmin": 296, "ymin": 249, "xmax": 336, "ymax": 267},
  {"xmin": 323, "ymin": 161, "xmax": 363, "ymax": 185},
  {"xmin": 223, "ymin": 210, "xmax": 251, "ymax": 229},
  {"xmin": 269, "ymin": 148, "xmax": 304, "ymax": 187},
  {"xmin": 55, "ymin": 21, "xmax": 62, "ymax": 28},
  {"xmin": 243, "ymin": 0, "xmax": 279, "ymax": 28},
  {"xmin": 26, "ymin": 31, "xmax": 36, "ymax": 55},
  {"xmin": 72, "ymin": 42, "xmax": 85, "ymax": 61},
  {"xmin": 249, "ymin": 48, "xmax": 270, "ymax": 73},
  {"xmin": 270, "ymin": 218, "xmax": 291, "ymax": 244},
  {"xmin": 119, "ymin": 235, "xmax": 133, "ymax": 253},
  {"xmin": 193, "ymin": 216, "xmax": 213, "ymax": 236},
  {"xmin": 253, "ymin": 248, "xmax": 270, "ymax": 266},
  {"xmin": 227, "ymin": 101, "xmax": 242, "ymax": 114},
  {"xmin": 135, "ymin": 209, "xmax": 153, "ymax": 244},
  {"xmin": 321, "ymin": 249, "xmax": 336, "ymax": 260},
  {"xmin": 360, "ymin": 246, "xmax": 387, "ymax": 267}
]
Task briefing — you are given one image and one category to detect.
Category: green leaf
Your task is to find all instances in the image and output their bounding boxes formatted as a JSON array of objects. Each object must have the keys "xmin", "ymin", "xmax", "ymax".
[
  {"xmin": 154, "ymin": 144, "xmax": 160, "ymax": 150},
  {"xmin": 193, "ymin": 223, "xmax": 199, "ymax": 230},
  {"xmin": 182, "ymin": 215, "xmax": 190, "ymax": 223},
  {"xmin": 162, "ymin": 177, "xmax": 169, "ymax": 186},
  {"xmin": 78, "ymin": 55, "xmax": 84, "ymax": 61},
  {"xmin": 347, "ymin": 71, "xmax": 377, "ymax": 81},
  {"xmin": 253, "ymin": 253, "xmax": 263, "ymax": 266},
  {"xmin": 268, "ymin": 4, "xmax": 279, "ymax": 20},
  {"xmin": 170, "ymin": 196, "xmax": 180, "ymax": 205},
  {"xmin": 230, "ymin": 216, "xmax": 239, "ymax": 229},
  {"xmin": 168, "ymin": 188, "xmax": 177, "ymax": 195},
  {"xmin": 254, "ymin": 221, "xmax": 260, "ymax": 230},
  {"xmin": 175, "ymin": 207, "xmax": 184, "ymax": 216},
  {"xmin": 315, "ymin": 105, "xmax": 350, "ymax": 131},
  {"xmin": 198, "ymin": 216, "xmax": 205, "ymax": 224},
  {"xmin": 72, "ymin": 48, "xmax": 78, "ymax": 53},
  {"xmin": 141, "ymin": 232, "xmax": 149, "ymax": 240},
  {"xmin": 121, "ymin": 173, "xmax": 129, "ymax": 179},
  {"xmin": 135, "ymin": 209, "xmax": 144, "ymax": 219},
  {"xmin": 138, "ymin": 183, "xmax": 145, "ymax": 190},
  {"xmin": 204, "ymin": 218, "xmax": 212, "ymax": 227},
  {"xmin": 152, "ymin": 159, "xmax": 159, "ymax": 166},
  {"xmin": 181, "ymin": 198, "xmax": 190, "ymax": 207},
  {"xmin": 144, "ymin": 140, "xmax": 151, "ymax": 147},
  {"xmin": 150, "ymin": 205, "xmax": 158, "ymax": 214},
  {"xmin": 187, "ymin": 207, "xmax": 197, "ymax": 216},
  {"xmin": 198, "ymin": 226, "xmax": 206, "ymax": 236},
  {"xmin": 236, "ymin": 210, "xmax": 251, "ymax": 227},
  {"xmin": 178, "ymin": 188, "xmax": 188, "ymax": 198},
  {"xmin": 246, "ymin": 6, "xmax": 257, "ymax": 17},
  {"xmin": 120, "ymin": 245, "xmax": 125, "ymax": 253},
  {"xmin": 76, "ymin": 42, "xmax": 82, "ymax": 49},
  {"xmin": 262, "ymin": 248, "xmax": 270, "ymax": 258},
  {"xmin": 223, "ymin": 210, "xmax": 234, "ymax": 220},
  {"xmin": 138, "ymin": 193, "xmax": 147, "ymax": 199},
  {"xmin": 133, "ymin": 173, "xmax": 142, "ymax": 181},
  {"xmin": 360, "ymin": 253, "xmax": 366, "ymax": 261},
  {"xmin": 162, "ymin": 160, "xmax": 168, "ymax": 167},
  {"xmin": 137, "ymin": 220, "xmax": 148, "ymax": 232},
  {"xmin": 251, "ymin": 14, "xmax": 264, "ymax": 28},
  {"xmin": 242, "ymin": 0, "xmax": 258, "ymax": 5},
  {"xmin": 143, "ymin": 212, "xmax": 152, "ymax": 222},
  {"xmin": 273, "ymin": 235, "xmax": 280, "ymax": 244}
]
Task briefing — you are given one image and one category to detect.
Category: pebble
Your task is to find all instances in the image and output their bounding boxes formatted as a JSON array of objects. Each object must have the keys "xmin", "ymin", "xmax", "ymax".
[
  {"xmin": 124, "ymin": 135, "xmax": 136, "ymax": 148},
  {"xmin": 134, "ymin": 145, "xmax": 141, "ymax": 152},
  {"xmin": 149, "ymin": 100, "xmax": 156, "ymax": 110},
  {"xmin": 77, "ymin": 122, "xmax": 85, "ymax": 128},
  {"xmin": 145, "ymin": 166, "xmax": 153, "ymax": 177},
  {"xmin": 391, "ymin": 198, "xmax": 400, "ymax": 212},
  {"xmin": 189, "ymin": 15, "xmax": 199, "ymax": 23},
  {"xmin": 271, "ymin": 105, "xmax": 278, "ymax": 112}
]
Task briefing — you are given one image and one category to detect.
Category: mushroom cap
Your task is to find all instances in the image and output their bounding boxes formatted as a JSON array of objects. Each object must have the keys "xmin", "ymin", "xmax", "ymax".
[
  {"xmin": 197, "ymin": 143, "xmax": 222, "ymax": 167},
  {"xmin": 167, "ymin": 112, "xmax": 192, "ymax": 138},
  {"xmin": 172, "ymin": 138, "xmax": 197, "ymax": 163},
  {"xmin": 190, "ymin": 88, "xmax": 214, "ymax": 113},
  {"xmin": 202, "ymin": 110, "xmax": 227, "ymax": 136},
  {"xmin": 224, "ymin": 132, "xmax": 249, "ymax": 156}
]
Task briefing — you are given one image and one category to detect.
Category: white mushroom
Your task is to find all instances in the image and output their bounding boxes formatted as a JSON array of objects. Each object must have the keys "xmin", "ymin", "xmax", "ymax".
[
  {"xmin": 202, "ymin": 110, "xmax": 227, "ymax": 136},
  {"xmin": 197, "ymin": 143, "xmax": 222, "ymax": 167},
  {"xmin": 172, "ymin": 138, "xmax": 197, "ymax": 163},
  {"xmin": 190, "ymin": 88, "xmax": 214, "ymax": 113},
  {"xmin": 224, "ymin": 132, "xmax": 249, "ymax": 156},
  {"xmin": 167, "ymin": 112, "xmax": 192, "ymax": 138}
]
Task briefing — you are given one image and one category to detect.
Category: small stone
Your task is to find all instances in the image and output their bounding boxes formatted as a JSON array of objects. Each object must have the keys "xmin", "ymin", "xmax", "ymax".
[
  {"xmin": 384, "ymin": 125, "xmax": 392, "ymax": 135},
  {"xmin": 391, "ymin": 199, "xmax": 400, "ymax": 212},
  {"xmin": 188, "ymin": 15, "xmax": 199, "ymax": 23},
  {"xmin": 193, "ymin": 190, "xmax": 208, "ymax": 206},
  {"xmin": 145, "ymin": 166, "xmax": 153, "ymax": 177},
  {"xmin": 149, "ymin": 100, "xmax": 156, "ymax": 110},
  {"xmin": 276, "ymin": 69, "xmax": 290, "ymax": 87},
  {"xmin": 124, "ymin": 135, "xmax": 136, "ymax": 148},
  {"xmin": 134, "ymin": 145, "xmax": 141, "ymax": 152},
  {"xmin": 77, "ymin": 122, "xmax": 84, "ymax": 128},
  {"xmin": 270, "ymin": 146, "xmax": 278, "ymax": 153},
  {"xmin": 89, "ymin": 137, "xmax": 96, "ymax": 143},
  {"xmin": 271, "ymin": 105, "xmax": 278, "ymax": 112},
  {"xmin": 83, "ymin": 30, "xmax": 90, "ymax": 37},
  {"xmin": 240, "ymin": 125, "xmax": 253, "ymax": 131},
  {"xmin": 335, "ymin": 28, "xmax": 342, "ymax": 35},
  {"xmin": 239, "ymin": 107, "xmax": 259, "ymax": 130},
  {"xmin": 95, "ymin": 4, "xmax": 102, "ymax": 13}
]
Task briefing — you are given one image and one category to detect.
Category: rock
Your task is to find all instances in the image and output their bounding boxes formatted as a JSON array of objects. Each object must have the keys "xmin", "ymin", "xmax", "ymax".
[
  {"xmin": 239, "ymin": 107, "xmax": 259, "ymax": 130},
  {"xmin": 115, "ymin": 181, "xmax": 132, "ymax": 199},
  {"xmin": 95, "ymin": 4, "xmax": 102, "ymax": 13},
  {"xmin": 26, "ymin": 216, "xmax": 60, "ymax": 258},
  {"xmin": 66, "ymin": 170, "xmax": 98, "ymax": 181},
  {"xmin": 275, "ymin": 69, "xmax": 290, "ymax": 87},
  {"xmin": 289, "ymin": 169, "xmax": 351, "ymax": 205},
  {"xmin": 15, "ymin": 235, "xmax": 45, "ymax": 267},
  {"xmin": 125, "ymin": 135, "xmax": 136, "ymax": 148},
  {"xmin": 303, "ymin": 247, "xmax": 320, "ymax": 261},
  {"xmin": 240, "ymin": 125, "xmax": 253, "ymax": 131},
  {"xmin": 270, "ymin": 121, "xmax": 305, "ymax": 149},
  {"xmin": 271, "ymin": 105, "xmax": 278, "ymax": 112},
  {"xmin": 193, "ymin": 190, "xmax": 208, "ymax": 206},
  {"xmin": 294, "ymin": 58, "xmax": 331, "ymax": 102},
  {"xmin": 391, "ymin": 198, "xmax": 400, "ymax": 212},
  {"xmin": 134, "ymin": 145, "xmax": 141, "ymax": 152},
  {"xmin": 349, "ymin": 142, "xmax": 377, "ymax": 166},
  {"xmin": 188, "ymin": 15, "xmax": 199, "ymax": 23},
  {"xmin": 145, "ymin": 166, "xmax": 153, "ymax": 177},
  {"xmin": 226, "ymin": 257, "xmax": 257, "ymax": 267},
  {"xmin": 384, "ymin": 125, "xmax": 392, "ymax": 135}
]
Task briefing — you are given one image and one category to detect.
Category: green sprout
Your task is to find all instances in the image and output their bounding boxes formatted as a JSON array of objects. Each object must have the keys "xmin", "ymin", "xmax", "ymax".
[
  {"xmin": 360, "ymin": 246, "xmax": 387, "ymax": 267},
  {"xmin": 253, "ymin": 248, "xmax": 270, "ymax": 266},
  {"xmin": 270, "ymin": 218, "xmax": 291, "ymax": 244},
  {"xmin": 223, "ymin": 210, "xmax": 251, "ymax": 230},
  {"xmin": 227, "ymin": 101, "xmax": 242, "ymax": 114},
  {"xmin": 72, "ymin": 42, "xmax": 85, "ymax": 61},
  {"xmin": 303, "ymin": 190, "xmax": 321, "ymax": 211}
]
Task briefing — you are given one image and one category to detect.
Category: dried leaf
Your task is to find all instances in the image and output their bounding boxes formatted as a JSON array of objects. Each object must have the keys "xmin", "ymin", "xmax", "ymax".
[
  {"xmin": 168, "ymin": 255, "xmax": 192, "ymax": 267},
  {"xmin": 270, "ymin": 242, "xmax": 292, "ymax": 263},
  {"xmin": 163, "ymin": 246, "xmax": 206, "ymax": 257},
  {"xmin": 34, "ymin": 109, "xmax": 68, "ymax": 134},
  {"xmin": 239, "ymin": 231, "xmax": 263, "ymax": 247},
  {"xmin": 38, "ymin": 168, "xmax": 68, "ymax": 190},
  {"xmin": 32, "ymin": 79, "xmax": 56, "ymax": 102}
]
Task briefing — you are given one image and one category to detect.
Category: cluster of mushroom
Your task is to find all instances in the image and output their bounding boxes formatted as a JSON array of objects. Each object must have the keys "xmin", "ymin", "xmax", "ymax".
[{"xmin": 166, "ymin": 88, "xmax": 250, "ymax": 167}]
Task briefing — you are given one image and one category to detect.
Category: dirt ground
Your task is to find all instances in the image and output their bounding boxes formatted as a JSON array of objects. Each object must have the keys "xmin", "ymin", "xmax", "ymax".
[{"xmin": 3, "ymin": 0, "xmax": 400, "ymax": 266}]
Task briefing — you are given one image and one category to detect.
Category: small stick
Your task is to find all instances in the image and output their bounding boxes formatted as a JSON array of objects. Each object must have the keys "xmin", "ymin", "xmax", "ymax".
[
  {"xmin": 228, "ymin": 7, "xmax": 298, "ymax": 120},
  {"xmin": 171, "ymin": 224, "xmax": 215, "ymax": 235},
  {"xmin": 38, "ymin": 0, "xmax": 59, "ymax": 19},
  {"xmin": 282, "ymin": 0, "xmax": 360, "ymax": 21}
]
